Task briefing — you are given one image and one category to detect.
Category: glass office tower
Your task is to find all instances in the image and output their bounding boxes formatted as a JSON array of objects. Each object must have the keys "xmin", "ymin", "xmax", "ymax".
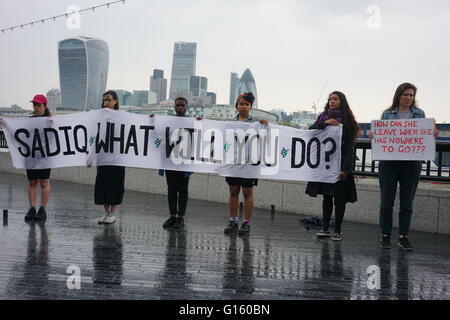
[
  {"xmin": 58, "ymin": 36, "xmax": 109, "ymax": 110},
  {"xmin": 169, "ymin": 42, "xmax": 197, "ymax": 99}
]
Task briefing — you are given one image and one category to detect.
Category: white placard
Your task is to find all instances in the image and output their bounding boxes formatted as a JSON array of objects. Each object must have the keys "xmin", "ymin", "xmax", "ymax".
[{"xmin": 371, "ymin": 118, "xmax": 436, "ymax": 161}]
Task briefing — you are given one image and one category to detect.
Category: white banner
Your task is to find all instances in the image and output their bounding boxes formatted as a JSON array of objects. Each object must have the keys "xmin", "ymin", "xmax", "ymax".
[
  {"xmin": 2, "ymin": 109, "xmax": 342, "ymax": 183},
  {"xmin": 371, "ymin": 118, "xmax": 436, "ymax": 161}
]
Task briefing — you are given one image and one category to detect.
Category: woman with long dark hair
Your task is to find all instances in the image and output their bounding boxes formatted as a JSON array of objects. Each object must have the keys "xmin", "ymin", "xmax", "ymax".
[
  {"xmin": 95, "ymin": 90, "xmax": 125, "ymax": 224},
  {"xmin": 306, "ymin": 91, "xmax": 360, "ymax": 241},
  {"xmin": 376, "ymin": 83, "xmax": 438, "ymax": 251}
]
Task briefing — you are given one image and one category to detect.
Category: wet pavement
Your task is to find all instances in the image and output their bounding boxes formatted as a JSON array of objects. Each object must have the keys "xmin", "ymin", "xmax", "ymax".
[{"xmin": 0, "ymin": 172, "xmax": 449, "ymax": 300}]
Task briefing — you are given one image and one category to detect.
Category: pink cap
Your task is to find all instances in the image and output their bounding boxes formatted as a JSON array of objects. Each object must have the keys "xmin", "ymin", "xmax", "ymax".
[{"xmin": 30, "ymin": 94, "xmax": 47, "ymax": 105}]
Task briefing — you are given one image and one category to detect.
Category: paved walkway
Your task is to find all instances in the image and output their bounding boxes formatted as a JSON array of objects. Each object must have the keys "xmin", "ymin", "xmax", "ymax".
[{"xmin": 0, "ymin": 172, "xmax": 449, "ymax": 300}]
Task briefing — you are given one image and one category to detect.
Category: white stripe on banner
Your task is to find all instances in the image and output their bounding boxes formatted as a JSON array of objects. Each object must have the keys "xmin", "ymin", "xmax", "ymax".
[{"xmin": 2, "ymin": 109, "xmax": 342, "ymax": 183}]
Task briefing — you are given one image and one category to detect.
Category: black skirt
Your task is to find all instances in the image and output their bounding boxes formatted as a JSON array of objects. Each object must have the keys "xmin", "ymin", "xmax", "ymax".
[
  {"xmin": 305, "ymin": 174, "xmax": 357, "ymax": 204},
  {"xmin": 225, "ymin": 177, "xmax": 258, "ymax": 188},
  {"xmin": 94, "ymin": 166, "xmax": 125, "ymax": 205},
  {"xmin": 26, "ymin": 169, "xmax": 51, "ymax": 181}
]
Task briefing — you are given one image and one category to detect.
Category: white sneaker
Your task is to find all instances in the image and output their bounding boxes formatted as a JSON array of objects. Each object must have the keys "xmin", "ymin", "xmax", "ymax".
[
  {"xmin": 103, "ymin": 212, "xmax": 116, "ymax": 224},
  {"xmin": 98, "ymin": 211, "xmax": 109, "ymax": 224}
]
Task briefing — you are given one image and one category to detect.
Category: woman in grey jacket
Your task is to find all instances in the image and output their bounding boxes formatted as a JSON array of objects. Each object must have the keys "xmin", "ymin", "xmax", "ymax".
[{"xmin": 377, "ymin": 83, "xmax": 438, "ymax": 251}]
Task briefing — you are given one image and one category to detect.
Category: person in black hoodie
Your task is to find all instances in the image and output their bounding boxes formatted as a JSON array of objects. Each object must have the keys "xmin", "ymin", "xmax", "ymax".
[{"xmin": 306, "ymin": 91, "xmax": 360, "ymax": 241}]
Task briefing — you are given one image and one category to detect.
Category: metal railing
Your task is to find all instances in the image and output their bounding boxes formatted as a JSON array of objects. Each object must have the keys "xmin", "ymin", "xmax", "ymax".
[
  {"xmin": 354, "ymin": 138, "xmax": 450, "ymax": 182},
  {"xmin": 0, "ymin": 129, "xmax": 7, "ymax": 149}
]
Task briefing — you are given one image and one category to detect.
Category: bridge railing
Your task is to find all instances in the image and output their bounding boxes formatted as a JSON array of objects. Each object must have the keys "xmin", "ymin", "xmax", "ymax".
[
  {"xmin": 354, "ymin": 138, "xmax": 450, "ymax": 182},
  {"xmin": 0, "ymin": 129, "xmax": 7, "ymax": 149}
]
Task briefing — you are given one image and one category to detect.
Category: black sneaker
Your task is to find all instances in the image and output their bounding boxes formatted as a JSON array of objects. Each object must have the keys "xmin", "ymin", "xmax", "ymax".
[
  {"xmin": 332, "ymin": 233, "xmax": 343, "ymax": 241},
  {"xmin": 398, "ymin": 237, "xmax": 413, "ymax": 251},
  {"xmin": 25, "ymin": 207, "xmax": 36, "ymax": 221},
  {"xmin": 224, "ymin": 220, "xmax": 238, "ymax": 234},
  {"xmin": 163, "ymin": 216, "xmax": 177, "ymax": 228},
  {"xmin": 380, "ymin": 235, "xmax": 391, "ymax": 249},
  {"xmin": 35, "ymin": 207, "xmax": 47, "ymax": 220},
  {"xmin": 173, "ymin": 217, "xmax": 185, "ymax": 229},
  {"xmin": 238, "ymin": 222, "xmax": 250, "ymax": 236},
  {"xmin": 316, "ymin": 230, "xmax": 331, "ymax": 238}
]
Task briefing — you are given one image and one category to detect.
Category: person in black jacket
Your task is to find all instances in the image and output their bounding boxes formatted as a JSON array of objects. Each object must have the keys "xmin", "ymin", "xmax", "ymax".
[{"xmin": 305, "ymin": 91, "xmax": 360, "ymax": 241}]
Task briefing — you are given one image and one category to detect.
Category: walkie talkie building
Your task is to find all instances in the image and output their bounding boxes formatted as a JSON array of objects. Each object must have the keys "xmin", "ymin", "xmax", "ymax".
[{"xmin": 58, "ymin": 36, "xmax": 109, "ymax": 110}]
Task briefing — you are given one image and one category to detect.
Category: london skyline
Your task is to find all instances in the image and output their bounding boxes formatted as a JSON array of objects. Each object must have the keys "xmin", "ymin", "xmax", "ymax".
[{"xmin": 1, "ymin": 0, "xmax": 449, "ymax": 123}]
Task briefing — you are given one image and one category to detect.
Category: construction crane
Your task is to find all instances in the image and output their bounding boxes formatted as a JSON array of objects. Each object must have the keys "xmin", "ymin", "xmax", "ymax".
[{"xmin": 312, "ymin": 81, "xmax": 328, "ymax": 115}]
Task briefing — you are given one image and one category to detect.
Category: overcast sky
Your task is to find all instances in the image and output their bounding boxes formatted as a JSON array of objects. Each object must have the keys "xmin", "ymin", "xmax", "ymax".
[{"xmin": 1, "ymin": 0, "xmax": 449, "ymax": 122}]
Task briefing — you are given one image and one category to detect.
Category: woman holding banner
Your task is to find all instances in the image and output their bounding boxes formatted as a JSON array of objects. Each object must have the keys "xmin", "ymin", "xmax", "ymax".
[
  {"xmin": 223, "ymin": 92, "xmax": 268, "ymax": 236},
  {"xmin": 95, "ymin": 91, "xmax": 125, "ymax": 225},
  {"xmin": 376, "ymin": 83, "xmax": 438, "ymax": 251},
  {"xmin": 23, "ymin": 94, "xmax": 52, "ymax": 221},
  {"xmin": 306, "ymin": 91, "xmax": 360, "ymax": 241}
]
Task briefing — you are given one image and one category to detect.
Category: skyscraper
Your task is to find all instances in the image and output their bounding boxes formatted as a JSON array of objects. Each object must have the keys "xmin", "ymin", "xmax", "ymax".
[
  {"xmin": 153, "ymin": 69, "xmax": 164, "ymax": 80},
  {"xmin": 189, "ymin": 76, "xmax": 208, "ymax": 96},
  {"xmin": 58, "ymin": 36, "xmax": 109, "ymax": 110},
  {"xmin": 207, "ymin": 92, "xmax": 217, "ymax": 105},
  {"xmin": 46, "ymin": 88, "xmax": 61, "ymax": 114},
  {"xmin": 150, "ymin": 69, "xmax": 167, "ymax": 102},
  {"xmin": 235, "ymin": 68, "xmax": 258, "ymax": 108},
  {"xmin": 229, "ymin": 72, "xmax": 239, "ymax": 105},
  {"xmin": 169, "ymin": 42, "xmax": 197, "ymax": 99}
]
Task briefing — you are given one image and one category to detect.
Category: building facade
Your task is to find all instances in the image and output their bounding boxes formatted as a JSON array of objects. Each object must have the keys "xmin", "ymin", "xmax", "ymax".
[
  {"xmin": 234, "ymin": 68, "xmax": 258, "ymax": 108},
  {"xmin": 229, "ymin": 72, "xmax": 239, "ymax": 105},
  {"xmin": 58, "ymin": 36, "xmax": 109, "ymax": 110},
  {"xmin": 150, "ymin": 69, "xmax": 167, "ymax": 102},
  {"xmin": 46, "ymin": 88, "xmax": 62, "ymax": 114},
  {"xmin": 189, "ymin": 76, "xmax": 208, "ymax": 96},
  {"xmin": 169, "ymin": 42, "xmax": 197, "ymax": 99}
]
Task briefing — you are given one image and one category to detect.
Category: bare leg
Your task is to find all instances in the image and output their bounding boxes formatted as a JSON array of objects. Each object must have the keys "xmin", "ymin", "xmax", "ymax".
[
  {"xmin": 242, "ymin": 187, "xmax": 254, "ymax": 221},
  {"xmin": 39, "ymin": 179, "xmax": 50, "ymax": 207},
  {"xmin": 229, "ymin": 186, "xmax": 241, "ymax": 218},
  {"xmin": 28, "ymin": 180, "xmax": 38, "ymax": 207}
]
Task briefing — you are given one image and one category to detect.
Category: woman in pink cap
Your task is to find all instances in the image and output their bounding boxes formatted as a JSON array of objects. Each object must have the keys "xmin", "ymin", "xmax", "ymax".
[{"xmin": 24, "ymin": 94, "xmax": 52, "ymax": 221}]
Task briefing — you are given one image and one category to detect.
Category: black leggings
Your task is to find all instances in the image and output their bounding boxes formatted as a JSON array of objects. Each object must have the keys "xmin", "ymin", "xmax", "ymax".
[
  {"xmin": 322, "ymin": 195, "xmax": 346, "ymax": 234},
  {"xmin": 166, "ymin": 170, "xmax": 190, "ymax": 216}
]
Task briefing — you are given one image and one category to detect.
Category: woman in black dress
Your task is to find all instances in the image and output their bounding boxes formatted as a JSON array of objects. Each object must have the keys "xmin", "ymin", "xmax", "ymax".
[
  {"xmin": 95, "ymin": 91, "xmax": 125, "ymax": 224},
  {"xmin": 306, "ymin": 91, "xmax": 360, "ymax": 241}
]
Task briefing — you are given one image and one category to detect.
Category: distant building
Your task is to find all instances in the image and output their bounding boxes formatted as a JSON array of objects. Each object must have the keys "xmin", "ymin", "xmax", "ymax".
[
  {"xmin": 58, "ymin": 36, "xmax": 109, "ymax": 110},
  {"xmin": 152, "ymin": 69, "xmax": 164, "ymax": 80},
  {"xmin": 169, "ymin": 42, "xmax": 197, "ymax": 99},
  {"xmin": 291, "ymin": 110, "xmax": 316, "ymax": 127},
  {"xmin": 148, "ymin": 91, "xmax": 158, "ymax": 105},
  {"xmin": 189, "ymin": 76, "xmax": 208, "ymax": 96},
  {"xmin": 150, "ymin": 69, "xmax": 167, "ymax": 102},
  {"xmin": 234, "ymin": 69, "xmax": 258, "ymax": 108},
  {"xmin": 0, "ymin": 104, "xmax": 30, "ymax": 117},
  {"xmin": 46, "ymin": 88, "xmax": 61, "ymax": 115},
  {"xmin": 229, "ymin": 72, "xmax": 239, "ymax": 105},
  {"xmin": 132, "ymin": 90, "xmax": 149, "ymax": 107},
  {"xmin": 207, "ymin": 92, "xmax": 217, "ymax": 105},
  {"xmin": 113, "ymin": 90, "xmax": 132, "ymax": 106}
]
